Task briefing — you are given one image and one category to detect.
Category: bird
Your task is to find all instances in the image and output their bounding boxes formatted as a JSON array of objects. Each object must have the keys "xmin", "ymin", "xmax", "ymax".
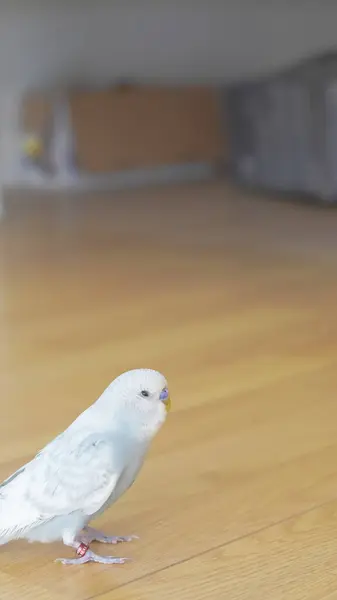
[{"xmin": 0, "ymin": 368, "xmax": 171, "ymax": 565}]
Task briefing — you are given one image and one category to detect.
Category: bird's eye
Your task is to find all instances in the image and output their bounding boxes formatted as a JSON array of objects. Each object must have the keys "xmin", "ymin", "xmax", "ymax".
[{"xmin": 140, "ymin": 390, "xmax": 150, "ymax": 397}]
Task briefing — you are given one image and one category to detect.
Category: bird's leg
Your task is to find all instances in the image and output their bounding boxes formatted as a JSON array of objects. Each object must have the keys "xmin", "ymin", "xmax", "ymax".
[
  {"xmin": 82, "ymin": 526, "xmax": 137, "ymax": 545},
  {"xmin": 55, "ymin": 531, "xmax": 131, "ymax": 565}
]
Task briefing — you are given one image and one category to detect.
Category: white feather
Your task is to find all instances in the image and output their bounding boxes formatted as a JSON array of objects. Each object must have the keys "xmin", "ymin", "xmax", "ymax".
[{"xmin": 0, "ymin": 369, "xmax": 168, "ymax": 545}]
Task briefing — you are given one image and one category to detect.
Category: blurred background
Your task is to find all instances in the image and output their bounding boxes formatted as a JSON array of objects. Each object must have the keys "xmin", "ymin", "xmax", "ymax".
[{"xmin": 1, "ymin": 2, "xmax": 337, "ymax": 599}]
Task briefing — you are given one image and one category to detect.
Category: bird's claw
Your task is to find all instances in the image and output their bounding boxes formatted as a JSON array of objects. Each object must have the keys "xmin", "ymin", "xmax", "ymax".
[
  {"xmin": 56, "ymin": 550, "xmax": 131, "ymax": 565},
  {"xmin": 89, "ymin": 534, "xmax": 137, "ymax": 544},
  {"xmin": 82, "ymin": 527, "xmax": 138, "ymax": 545}
]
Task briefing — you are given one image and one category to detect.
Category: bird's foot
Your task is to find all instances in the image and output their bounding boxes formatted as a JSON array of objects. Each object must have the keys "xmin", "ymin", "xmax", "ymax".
[
  {"xmin": 56, "ymin": 551, "xmax": 130, "ymax": 565},
  {"xmin": 56, "ymin": 542, "xmax": 130, "ymax": 565},
  {"xmin": 82, "ymin": 526, "xmax": 138, "ymax": 545}
]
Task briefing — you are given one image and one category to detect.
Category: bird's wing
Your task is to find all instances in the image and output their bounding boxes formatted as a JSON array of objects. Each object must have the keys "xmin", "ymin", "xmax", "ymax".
[{"xmin": 0, "ymin": 430, "xmax": 125, "ymax": 542}]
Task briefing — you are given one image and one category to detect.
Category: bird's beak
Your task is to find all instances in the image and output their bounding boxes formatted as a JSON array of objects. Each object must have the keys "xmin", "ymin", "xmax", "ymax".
[{"xmin": 160, "ymin": 388, "xmax": 171, "ymax": 413}]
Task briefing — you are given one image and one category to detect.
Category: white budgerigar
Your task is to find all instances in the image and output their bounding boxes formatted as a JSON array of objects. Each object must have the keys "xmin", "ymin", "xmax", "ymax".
[{"xmin": 0, "ymin": 368, "xmax": 171, "ymax": 565}]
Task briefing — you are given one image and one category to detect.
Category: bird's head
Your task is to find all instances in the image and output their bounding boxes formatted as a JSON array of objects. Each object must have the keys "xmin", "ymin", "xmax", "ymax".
[{"xmin": 97, "ymin": 368, "xmax": 170, "ymax": 439}]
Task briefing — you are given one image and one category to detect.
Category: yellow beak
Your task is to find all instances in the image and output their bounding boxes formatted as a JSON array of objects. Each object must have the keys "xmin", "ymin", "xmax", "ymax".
[
  {"xmin": 160, "ymin": 388, "xmax": 171, "ymax": 413},
  {"xmin": 164, "ymin": 395, "xmax": 171, "ymax": 413}
]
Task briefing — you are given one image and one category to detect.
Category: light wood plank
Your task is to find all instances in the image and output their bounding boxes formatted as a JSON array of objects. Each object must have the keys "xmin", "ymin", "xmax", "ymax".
[
  {"xmin": 0, "ymin": 181, "xmax": 337, "ymax": 599},
  {"xmin": 95, "ymin": 501, "xmax": 337, "ymax": 600}
]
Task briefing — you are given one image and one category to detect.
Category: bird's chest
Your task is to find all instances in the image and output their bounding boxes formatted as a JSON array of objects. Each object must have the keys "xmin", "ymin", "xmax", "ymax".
[
  {"xmin": 112, "ymin": 453, "xmax": 145, "ymax": 502},
  {"xmin": 94, "ymin": 447, "xmax": 146, "ymax": 517}
]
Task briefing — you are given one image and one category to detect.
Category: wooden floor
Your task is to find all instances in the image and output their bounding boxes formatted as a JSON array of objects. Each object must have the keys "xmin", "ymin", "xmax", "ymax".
[{"xmin": 1, "ymin": 180, "xmax": 337, "ymax": 599}]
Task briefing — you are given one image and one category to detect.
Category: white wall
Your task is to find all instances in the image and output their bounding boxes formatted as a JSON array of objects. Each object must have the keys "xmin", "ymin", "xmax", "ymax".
[
  {"xmin": 1, "ymin": 0, "xmax": 337, "ymax": 91},
  {"xmin": 1, "ymin": 0, "xmax": 337, "ymax": 193}
]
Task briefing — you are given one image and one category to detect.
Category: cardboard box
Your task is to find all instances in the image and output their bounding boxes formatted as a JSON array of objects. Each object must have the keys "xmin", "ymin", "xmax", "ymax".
[{"xmin": 69, "ymin": 85, "xmax": 223, "ymax": 173}]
